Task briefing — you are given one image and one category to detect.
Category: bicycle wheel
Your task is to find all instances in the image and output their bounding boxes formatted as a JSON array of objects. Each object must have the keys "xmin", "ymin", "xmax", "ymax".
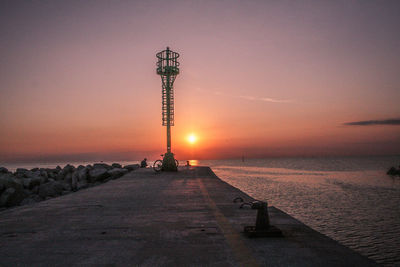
[
  {"xmin": 175, "ymin": 159, "xmax": 179, "ymax": 167},
  {"xmin": 153, "ymin": 159, "xmax": 163, "ymax": 172}
]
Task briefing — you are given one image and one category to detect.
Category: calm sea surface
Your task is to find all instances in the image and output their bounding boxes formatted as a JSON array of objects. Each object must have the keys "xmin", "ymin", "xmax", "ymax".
[
  {"xmin": 197, "ymin": 156, "xmax": 400, "ymax": 266},
  {"xmin": 2, "ymin": 156, "xmax": 400, "ymax": 265}
]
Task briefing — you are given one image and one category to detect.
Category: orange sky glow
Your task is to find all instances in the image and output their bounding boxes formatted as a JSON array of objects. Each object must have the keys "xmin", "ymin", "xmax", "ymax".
[{"xmin": 1, "ymin": 1, "xmax": 399, "ymax": 163}]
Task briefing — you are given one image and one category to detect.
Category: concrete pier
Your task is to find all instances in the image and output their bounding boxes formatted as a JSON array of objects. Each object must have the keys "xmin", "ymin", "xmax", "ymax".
[{"xmin": 0, "ymin": 167, "xmax": 375, "ymax": 266}]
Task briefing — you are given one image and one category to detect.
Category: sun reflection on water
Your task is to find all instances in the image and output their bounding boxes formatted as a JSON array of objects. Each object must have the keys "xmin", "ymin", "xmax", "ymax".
[{"xmin": 188, "ymin": 160, "xmax": 198, "ymax": 166}]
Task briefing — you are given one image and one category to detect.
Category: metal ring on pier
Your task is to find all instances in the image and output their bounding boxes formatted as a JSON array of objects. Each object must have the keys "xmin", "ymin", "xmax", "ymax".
[
  {"xmin": 233, "ymin": 197, "xmax": 244, "ymax": 203},
  {"xmin": 240, "ymin": 203, "xmax": 252, "ymax": 209}
]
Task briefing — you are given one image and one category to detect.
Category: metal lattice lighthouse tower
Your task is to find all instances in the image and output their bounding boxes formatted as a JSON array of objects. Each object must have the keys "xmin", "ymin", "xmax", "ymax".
[{"xmin": 156, "ymin": 47, "xmax": 180, "ymax": 171}]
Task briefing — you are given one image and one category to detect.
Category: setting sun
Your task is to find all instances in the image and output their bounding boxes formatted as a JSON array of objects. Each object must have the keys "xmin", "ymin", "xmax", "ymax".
[{"xmin": 187, "ymin": 134, "xmax": 197, "ymax": 144}]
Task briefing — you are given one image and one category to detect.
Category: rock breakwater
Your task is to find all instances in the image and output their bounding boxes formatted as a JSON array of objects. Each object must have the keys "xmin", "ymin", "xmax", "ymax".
[{"xmin": 0, "ymin": 163, "xmax": 140, "ymax": 209}]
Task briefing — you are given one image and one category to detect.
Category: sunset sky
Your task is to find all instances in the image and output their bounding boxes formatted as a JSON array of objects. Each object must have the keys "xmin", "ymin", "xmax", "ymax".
[{"xmin": 1, "ymin": 0, "xmax": 399, "ymax": 162}]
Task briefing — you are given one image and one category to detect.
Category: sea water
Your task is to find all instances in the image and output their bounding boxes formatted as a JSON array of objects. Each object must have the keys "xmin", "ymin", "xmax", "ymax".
[
  {"xmin": 197, "ymin": 156, "xmax": 400, "ymax": 266},
  {"xmin": 2, "ymin": 156, "xmax": 400, "ymax": 265}
]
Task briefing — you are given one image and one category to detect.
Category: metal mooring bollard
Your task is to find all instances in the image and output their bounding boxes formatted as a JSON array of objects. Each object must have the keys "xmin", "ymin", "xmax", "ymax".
[
  {"xmin": 252, "ymin": 201, "xmax": 270, "ymax": 231},
  {"xmin": 244, "ymin": 201, "xmax": 283, "ymax": 238}
]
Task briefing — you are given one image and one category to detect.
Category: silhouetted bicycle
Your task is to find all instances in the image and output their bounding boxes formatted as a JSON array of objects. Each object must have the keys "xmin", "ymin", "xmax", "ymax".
[
  {"xmin": 153, "ymin": 155, "xmax": 179, "ymax": 172},
  {"xmin": 153, "ymin": 159, "xmax": 163, "ymax": 172}
]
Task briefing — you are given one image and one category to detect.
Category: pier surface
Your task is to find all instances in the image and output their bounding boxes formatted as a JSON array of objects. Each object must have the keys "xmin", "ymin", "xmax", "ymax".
[{"xmin": 0, "ymin": 167, "xmax": 375, "ymax": 266}]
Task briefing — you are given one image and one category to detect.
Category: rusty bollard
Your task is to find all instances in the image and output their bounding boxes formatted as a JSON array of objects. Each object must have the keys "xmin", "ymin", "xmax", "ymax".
[{"xmin": 243, "ymin": 201, "xmax": 283, "ymax": 238}]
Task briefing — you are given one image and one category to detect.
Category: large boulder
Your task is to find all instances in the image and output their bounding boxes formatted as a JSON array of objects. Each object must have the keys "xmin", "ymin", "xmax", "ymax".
[
  {"xmin": 55, "ymin": 172, "xmax": 65, "ymax": 181},
  {"xmin": 15, "ymin": 168, "xmax": 33, "ymax": 179},
  {"xmin": 77, "ymin": 168, "xmax": 88, "ymax": 181},
  {"xmin": 77, "ymin": 165, "xmax": 85, "ymax": 171},
  {"xmin": 46, "ymin": 168, "xmax": 59, "ymax": 179},
  {"xmin": 124, "ymin": 164, "xmax": 140, "ymax": 171},
  {"xmin": 22, "ymin": 177, "xmax": 42, "ymax": 189},
  {"xmin": 62, "ymin": 164, "xmax": 75, "ymax": 173},
  {"xmin": 77, "ymin": 180, "xmax": 88, "ymax": 190},
  {"xmin": 111, "ymin": 163, "xmax": 122, "ymax": 169},
  {"xmin": 71, "ymin": 171, "xmax": 78, "ymax": 191},
  {"xmin": 0, "ymin": 173, "xmax": 23, "ymax": 191},
  {"xmin": 107, "ymin": 168, "xmax": 128, "ymax": 179},
  {"xmin": 88, "ymin": 167, "xmax": 109, "ymax": 182},
  {"xmin": 38, "ymin": 181, "xmax": 64, "ymax": 198},
  {"xmin": 39, "ymin": 175, "xmax": 48, "ymax": 184},
  {"xmin": 32, "ymin": 170, "xmax": 41, "ymax": 176},
  {"xmin": 56, "ymin": 164, "xmax": 75, "ymax": 181},
  {"xmin": 0, "ymin": 187, "xmax": 26, "ymax": 207},
  {"xmin": 61, "ymin": 182, "xmax": 71, "ymax": 192},
  {"xmin": 0, "ymin": 167, "xmax": 8, "ymax": 173},
  {"xmin": 31, "ymin": 185, "xmax": 39, "ymax": 194},
  {"xmin": 39, "ymin": 168, "xmax": 48, "ymax": 179},
  {"xmin": 64, "ymin": 173, "xmax": 72, "ymax": 184},
  {"xmin": 22, "ymin": 170, "xmax": 43, "ymax": 185},
  {"xmin": 93, "ymin": 163, "xmax": 112, "ymax": 170},
  {"xmin": 0, "ymin": 174, "xmax": 9, "ymax": 193}
]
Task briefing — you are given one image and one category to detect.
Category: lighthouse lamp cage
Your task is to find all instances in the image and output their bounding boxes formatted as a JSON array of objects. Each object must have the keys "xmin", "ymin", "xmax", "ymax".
[{"xmin": 156, "ymin": 48, "xmax": 180, "ymax": 126}]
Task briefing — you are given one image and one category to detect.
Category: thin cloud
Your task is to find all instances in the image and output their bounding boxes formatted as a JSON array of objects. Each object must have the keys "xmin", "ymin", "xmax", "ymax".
[
  {"xmin": 260, "ymin": 97, "xmax": 293, "ymax": 103},
  {"xmin": 195, "ymin": 88, "xmax": 292, "ymax": 103},
  {"xmin": 195, "ymin": 88, "xmax": 293, "ymax": 103},
  {"xmin": 238, "ymin": 95, "xmax": 292, "ymax": 103},
  {"xmin": 344, "ymin": 118, "xmax": 400, "ymax": 126}
]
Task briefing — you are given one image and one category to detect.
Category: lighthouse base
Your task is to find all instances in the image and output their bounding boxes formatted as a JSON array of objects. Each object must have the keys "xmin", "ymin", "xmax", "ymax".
[{"xmin": 162, "ymin": 152, "xmax": 178, "ymax": 172}]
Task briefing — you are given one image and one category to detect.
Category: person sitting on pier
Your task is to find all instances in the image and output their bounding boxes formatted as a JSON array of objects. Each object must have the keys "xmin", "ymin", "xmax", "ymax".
[{"xmin": 140, "ymin": 158, "xmax": 148, "ymax": 168}]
